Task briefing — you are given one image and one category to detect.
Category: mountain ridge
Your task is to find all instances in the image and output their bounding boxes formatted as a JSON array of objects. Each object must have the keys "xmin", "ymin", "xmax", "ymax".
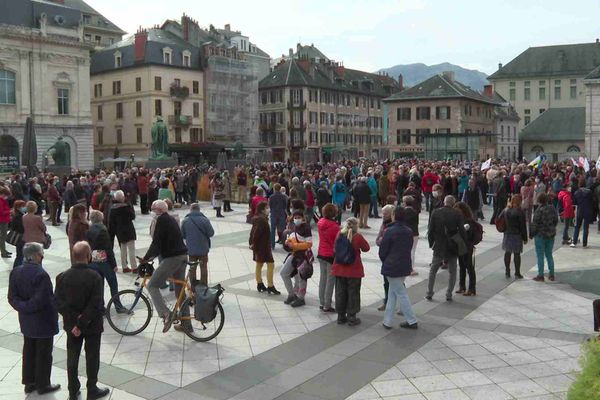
[{"xmin": 378, "ymin": 62, "xmax": 490, "ymax": 91}]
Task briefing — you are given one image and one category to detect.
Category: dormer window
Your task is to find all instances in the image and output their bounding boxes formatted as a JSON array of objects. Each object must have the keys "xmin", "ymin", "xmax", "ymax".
[
  {"xmin": 162, "ymin": 47, "xmax": 172, "ymax": 65},
  {"xmin": 114, "ymin": 51, "xmax": 122, "ymax": 68},
  {"xmin": 182, "ymin": 50, "xmax": 191, "ymax": 67}
]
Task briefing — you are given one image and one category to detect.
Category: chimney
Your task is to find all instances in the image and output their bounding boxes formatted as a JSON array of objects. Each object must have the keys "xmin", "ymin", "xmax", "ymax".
[
  {"xmin": 442, "ymin": 71, "xmax": 455, "ymax": 82},
  {"xmin": 596, "ymin": 38, "xmax": 599, "ymax": 44},
  {"xmin": 288, "ymin": 48, "xmax": 293, "ymax": 57},
  {"xmin": 398, "ymin": 73, "xmax": 404, "ymax": 90},
  {"xmin": 297, "ymin": 43, "xmax": 302, "ymax": 52},
  {"xmin": 483, "ymin": 84, "xmax": 493, "ymax": 97},
  {"xmin": 225, "ymin": 24, "xmax": 230, "ymax": 32},
  {"xmin": 498, "ymin": 62, "xmax": 503, "ymax": 70},
  {"xmin": 134, "ymin": 28, "xmax": 148, "ymax": 63}
]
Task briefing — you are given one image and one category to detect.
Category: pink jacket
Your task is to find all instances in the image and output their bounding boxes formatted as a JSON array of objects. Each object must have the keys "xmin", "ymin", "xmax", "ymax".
[
  {"xmin": 317, "ymin": 217, "xmax": 339, "ymax": 258},
  {"xmin": 22, "ymin": 213, "xmax": 47, "ymax": 243},
  {"xmin": 0, "ymin": 197, "xmax": 10, "ymax": 224}
]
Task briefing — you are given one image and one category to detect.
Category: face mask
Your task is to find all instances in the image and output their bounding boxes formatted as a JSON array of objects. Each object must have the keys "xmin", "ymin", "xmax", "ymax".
[
  {"xmin": 20, "ymin": 207, "xmax": 27, "ymax": 213},
  {"xmin": 432, "ymin": 192, "xmax": 439, "ymax": 198},
  {"xmin": 293, "ymin": 219, "xmax": 302, "ymax": 226}
]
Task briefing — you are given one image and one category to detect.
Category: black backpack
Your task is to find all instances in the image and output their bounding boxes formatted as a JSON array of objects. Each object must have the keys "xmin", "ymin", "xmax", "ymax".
[
  {"xmin": 471, "ymin": 221, "xmax": 484, "ymax": 246},
  {"xmin": 334, "ymin": 234, "xmax": 355, "ymax": 265}
]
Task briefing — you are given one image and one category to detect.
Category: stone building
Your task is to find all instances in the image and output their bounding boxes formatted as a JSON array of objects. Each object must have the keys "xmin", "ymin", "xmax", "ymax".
[
  {"xmin": 584, "ymin": 65, "xmax": 600, "ymax": 158},
  {"xmin": 0, "ymin": 0, "xmax": 95, "ymax": 171},
  {"xmin": 488, "ymin": 88, "xmax": 520, "ymax": 160},
  {"xmin": 259, "ymin": 44, "xmax": 401, "ymax": 162},
  {"xmin": 90, "ymin": 28, "xmax": 205, "ymax": 165},
  {"xmin": 384, "ymin": 72, "xmax": 499, "ymax": 160}
]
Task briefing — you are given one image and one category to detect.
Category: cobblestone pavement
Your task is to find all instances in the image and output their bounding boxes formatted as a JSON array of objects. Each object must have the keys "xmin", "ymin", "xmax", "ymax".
[{"xmin": 0, "ymin": 203, "xmax": 596, "ymax": 400}]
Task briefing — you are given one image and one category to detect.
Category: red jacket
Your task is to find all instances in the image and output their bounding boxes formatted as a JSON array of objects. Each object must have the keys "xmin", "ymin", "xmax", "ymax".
[
  {"xmin": 421, "ymin": 172, "xmax": 439, "ymax": 193},
  {"xmin": 250, "ymin": 195, "xmax": 267, "ymax": 216},
  {"xmin": 0, "ymin": 197, "xmax": 10, "ymax": 224},
  {"xmin": 47, "ymin": 185, "xmax": 61, "ymax": 202},
  {"xmin": 331, "ymin": 233, "xmax": 370, "ymax": 278},
  {"xmin": 558, "ymin": 190, "xmax": 575, "ymax": 218},
  {"xmin": 137, "ymin": 176, "xmax": 149, "ymax": 195},
  {"xmin": 317, "ymin": 217, "xmax": 339, "ymax": 258}
]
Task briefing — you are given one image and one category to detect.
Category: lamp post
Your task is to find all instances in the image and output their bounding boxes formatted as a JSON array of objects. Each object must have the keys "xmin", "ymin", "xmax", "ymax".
[{"xmin": 130, "ymin": 153, "xmax": 135, "ymax": 165}]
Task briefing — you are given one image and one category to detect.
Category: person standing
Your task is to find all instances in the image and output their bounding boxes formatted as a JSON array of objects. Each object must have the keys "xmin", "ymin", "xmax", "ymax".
[
  {"xmin": 503, "ymin": 194, "xmax": 528, "ymax": 279},
  {"xmin": 237, "ymin": 168, "xmax": 248, "ymax": 203},
  {"xmin": 530, "ymin": 193, "xmax": 558, "ymax": 282},
  {"xmin": 108, "ymin": 190, "xmax": 137, "ymax": 273},
  {"xmin": 317, "ymin": 204, "xmax": 339, "ymax": 312},
  {"xmin": 520, "ymin": 178, "xmax": 535, "ymax": 230},
  {"xmin": 47, "ymin": 179, "xmax": 62, "ymax": 226},
  {"xmin": 462, "ymin": 178, "xmax": 483, "ymax": 220},
  {"xmin": 379, "ymin": 207, "xmax": 418, "ymax": 329},
  {"xmin": 354, "ymin": 177, "xmax": 371, "ymax": 229},
  {"xmin": 22, "ymin": 201, "xmax": 47, "ymax": 247},
  {"xmin": 67, "ymin": 204, "xmax": 89, "ymax": 264},
  {"xmin": 426, "ymin": 195, "xmax": 465, "ymax": 301},
  {"xmin": 222, "ymin": 171, "xmax": 233, "ymax": 212},
  {"xmin": 376, "ymin": 205, "xmax": 396, "ymax": 311},
  {"xmin": 331, "ymin": 217, "xmax": 370, "ymax": 326},
  {"xmin": 532, "ymin": 176, "xmax": 547, "ymax": 212},
  {"xmin": 403, "ymin": 196, "xmax": 420, "ymax": 276},
  {"xmin": 331, "ymin": 176, "xmax": 347, "ymax": 224},
  {"xmin": 571, "ymin": 183, "xmax": 594, "ymax": 248},
  {"xmin": 558, "ymin": 184, "xmax": 575, "ymax": 244},
  {"xmin": 281, "ymin": 211, "xmax": 312, "ymax": 307},
  {"xmin": 181, "ymin": 202, "xmax": 215, "ymax": 286},
  {"xmin": 8, "ymin": 242, "xmax": 60, "ymax": 396},
  {"xmin": 454, "ymin": 202, "xmax": 478, "ymax": 296},
  {"xmin": 367, "ymin": 172, "xmax": 379, "ymax": 218},
  {"xmin": 422, "ymin": 168, "xmax": 439, "ymax": 212},
  {"xmin": 55, "ymin": 241, "xmax": 109, "ymax": 400},
  {"xmin": 137, "ymin": 170, "xmax": 149, "ymax": 215},
  {"xmin": 249, "ymin": 202, "xmax": 280, "ymax": 295},
  {"xmin": 304, "ymin": 180, "xmax": 316, "ymax": 227},
  {"xmin": 0, "ymin": 187, "xmax": 11, "ymax": 258},
  {"xmin": 268, "ymin": 183, "xmax": 288, "ymax": 248}
]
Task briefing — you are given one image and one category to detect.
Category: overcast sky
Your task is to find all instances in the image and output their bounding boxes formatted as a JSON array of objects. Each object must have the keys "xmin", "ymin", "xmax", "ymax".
[{"xmin": 90, "ymin": 0, "xmax": 600, "ymax": 74}]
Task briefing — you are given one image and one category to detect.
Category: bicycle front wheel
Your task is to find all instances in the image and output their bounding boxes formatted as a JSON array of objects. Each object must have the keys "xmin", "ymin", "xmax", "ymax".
[
  {"xmin": 106, "ymin": 289, "xmax": 153, "ymax": 336},
  {"xmin": 179, "ymin": 299, "xmax": 225, "ymax": 342}
]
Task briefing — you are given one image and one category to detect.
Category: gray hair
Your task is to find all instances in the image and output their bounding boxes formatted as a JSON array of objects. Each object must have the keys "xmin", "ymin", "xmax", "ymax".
[
  {"xmin": 23, "ymin": 242, "xmax": 44, "ymax": 262},
  {"xmin": 66, "ymin": 181, "xmax": 74, "ymax": 190},
  {"xmin": 382, "ymin": 204, "xmax": 395, "ymax": 218},
  {"xmin": 89, "ymin": 210, "xmax": 104, "ymax": 224},
  {"xmin": 341, "ymin": 217, "xmax": 359, "ymax": 239},
  {"xmin": 151, "ymin": 199, "xmax": 168, "ymax": 214},
  {"xmin": 190, "ymin": 202, "xmax": 200, "ymax": 211},
  {"xmin": 113, "ymin": 190, "xmax": 125, "ymax": 202},
  {"xmin": 444, "ymin": 195, "xmax": 456, "ymax": 207}
]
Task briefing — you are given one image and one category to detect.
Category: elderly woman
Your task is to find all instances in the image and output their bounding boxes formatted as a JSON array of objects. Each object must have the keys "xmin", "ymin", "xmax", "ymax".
[
  {"xmin": 0, "ymin": 186, "xmax": 11, "ymax": 258},
  {"xmin": 9, "ymin": 200, "xmax": 26, "ymax": 268},
  {"xmin": 331, "ymin": 217, "xmax": 370, "ymax": 326},
  {"xmin": 109, "ymin": 190, "xmax": 137, "ymax": 273},
  {"xmin": 66, "ymin": 203, "xmax": 88, "ymax": 263},
  {"xmin": 317, "ymin": 204, "xmax": 340, "ymax": 312},
  {"xmin": 22, "ymin": 201, "xmax": 47, "ymax": 248},
  {"xmin": 87, "ymin": 210, "xmax": 125, "ymax": 311},
  {"xmin": 379, "ymin": 206, "xmax": 418, "ymax": 329},
  {"xmin": 63, "ymin": 180, "xmax": 77, "ymax": 214}
]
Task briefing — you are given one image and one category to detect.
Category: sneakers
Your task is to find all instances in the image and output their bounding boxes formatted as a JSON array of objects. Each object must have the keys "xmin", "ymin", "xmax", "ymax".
[
  {"xmin": 382, "ymin": 323, "xmax": 392, "ymax": 330},
  {"xmin": 533, "ymin": 276, "xmax": 545, "ymax": 282},
  {"xmin": 290, "ymin": 298, "xmax": 305, "ymax": 308},
  {"xmin": 284, "ymin": 295, "xmax": 297, "ymax": 305},
  {"xmin": 400, "ymin": 322, "xmax": 418, "ymax": 329},
  {"xmin": 570, "ymin": 243, "xmax": 576, "ymax": 248}
]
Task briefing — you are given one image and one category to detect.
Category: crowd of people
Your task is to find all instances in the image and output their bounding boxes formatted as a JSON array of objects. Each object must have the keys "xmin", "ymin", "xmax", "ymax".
[{"xmin": 3, "ymin": 156, "xmax": 600, "ymax": 397}]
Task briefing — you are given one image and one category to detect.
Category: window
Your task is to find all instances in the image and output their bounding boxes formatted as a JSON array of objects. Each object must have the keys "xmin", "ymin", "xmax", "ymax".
[
  {"xmin": 135, "ymin": 77, "xmax": 141, "ymax": 92},
  {"xmin": 84, "ymin": 34, "xmax": 91, "ymax": 42},
  {"xmin": 190, "ymin": 128, "xmax": 200, "ymax": 142},
  {"xmin": 97, "ymin": 105, "xmax": 103, "ymax": 121},
  {"xmin": 95, "ymin": 35, "xmax": 101, "ymax": 44},
  {"xmin": 436, "ymin": 106, "xmax": 450, "ymax": 120},
  {"xmin": 524, "ymin": 116, "xmax": 531, "ymax": 125},
  {"xmin": 309, "ymin": 112, "xmax": 317, "ymax": 124},
  {"xmin": 539, "ymin": 108, "xmax": 545, "ymax": 114},
  {"xmin": 290, "ymin": 89, "xmax": 301, "ymax": 105},
  {"xmin": 570, "ymin": 79, "xmax": 577, "ymax": 85},
  {"xmin": 174, "ymin": 78, "xmax": 181, "ymax": 87},
  {"xmin": 539, "ymin": 80, "xmax": 545, "ymax": 86},
  {"xmin": 155, "ymin": 76, "xmax": 162, "ymax": 91},
  {"xmin": 415, "ymin": 128, "xmax": 429, "ymax": 144},
  {"xmin": 555, "ymin": 79, "xmax": 561, "ymax": 85},
  {"xmin": 155, "ymin": 99, "xmax": 162, "ymax": 116},
  {"xmin": 554, "ymin": 86, "xmax": 561, "ymax": 100},
  {"xmin": 136, "ymin": 100, "xmax": 142, "ymax": 117},
  {"xmin": 116, "ymin": 102, "xmax": 123, "ymax": 119},
  {"xmin": 97, "ymin": 128, "xmax": 103, "ymax": 145},
  {"xmin": 116, "ymin": 129, "xmax": 122, "ymax": 144},
  {"xmin": 509, "ymin": 81, "xmax": 515, "ymax": 87},
  {"xmin": 174, "ymin": 101, "xmax": 182, "ymax": 116},
  {"xmin": 136, "ymin": 127, "xmax": 143, "ymax": 143},
  {"xmin": 539, "ymin": 87, "xmax": 546, "ymax": 100},
  {"xmin": 397, "ymin": 107, "xmax": 411, "ymax": 120},
  {"xmin": 193, "ymin": 102, "xmax": 199, "ymax": 118},
  {"xmin": 175, "ymin": 128, "xmax": 182, "ymax": 143},
  {"xmin": 192, "ymin": 81, "xmax": 199, "ymax": 94},
  {"xmin": 524, "ymin": 87, "xmax": 530, "ymax": 101},
  {"xmin": 93, "ymin": 83, "xmax": 102, "ymax": 98},
  {"xmin": 163, "ymin": 49, "xmax": 172, "ymax": 64},
  {"xmin": 570, "ymin": 85, "xmax": 577, "ymax": 100},
  {"xmin": 57, "ymin": 88, "xmax": 69, "ymax": 115},
  {"xmin": 82, "ymin": 14, "xmax": 91, "ymax": 24},
  {"xmin": 114, "ymin": 53, "xmax": 122, "ymax": 68},
  {"xmin": 509, "ymin": 88, "xmax": 515, "ymax": 101},
  {"xmin": 416, "ymin": 107, "xmax": 430, "ymax": 120},
  {"xmin": 567, "ymin": 145, "xmax": 580, "ymax": 153},
  {"xmin": 182, "ymin": 52, "xmax": 191, "ymax": 67},
  {"xmin": 112, "ymin": 81, "xmax": 121, "ymax": 95},
  {"xmin": 396, "ymin": 129, "xmax": 411, "ymax": 145}
]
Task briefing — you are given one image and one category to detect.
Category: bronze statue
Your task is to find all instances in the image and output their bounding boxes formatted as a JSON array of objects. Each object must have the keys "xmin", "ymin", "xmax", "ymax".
[
  {"xmin": 150, "ymin": 116, "xmax": 170, "ymax": 159},
  {"xmin": 47, "ymin": 137, "xmax": 69, "ymax": 166}
]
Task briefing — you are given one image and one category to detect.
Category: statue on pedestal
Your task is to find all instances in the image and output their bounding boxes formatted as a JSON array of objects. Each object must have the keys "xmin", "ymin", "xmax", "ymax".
[
  {"xmin": 47, "ymin": 137, "xmax": 69, "ymax": 166},
  {"xmin": 150, "ymin": 117, "xmax": 170, "ymax": 160}
]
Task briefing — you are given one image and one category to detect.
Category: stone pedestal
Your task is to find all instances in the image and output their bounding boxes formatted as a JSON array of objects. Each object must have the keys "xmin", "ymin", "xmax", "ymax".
[
  {"xmin": 46, "ymin": 165, "xmax": 71, "ymax": 177},
  {"xmin": 146, "ymin": 158, "xmax": 177, "ymax": 170}
]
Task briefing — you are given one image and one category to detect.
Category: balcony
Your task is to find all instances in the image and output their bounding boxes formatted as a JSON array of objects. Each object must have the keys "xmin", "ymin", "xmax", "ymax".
[
  {"xmin": 286, "ymin": 101, "xmax": 307, "ymax": 110},
  {"xmin": 168, "ymin": 115, "xmax": 192, "ymax": 128},
  {"xmin": 259, "ymin": 123, "xmax": 276, "ymax": 132},
  {"xmin": 287, "ymin": 122, "xmax": 306, "ymax": 131},
  {"xmin": 170, "ymin": 84, "xmax": 189, "ymax": 99}
]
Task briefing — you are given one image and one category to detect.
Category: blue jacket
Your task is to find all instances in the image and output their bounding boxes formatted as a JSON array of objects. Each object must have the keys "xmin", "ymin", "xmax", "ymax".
[
  {"xmin": 181, "ymin": 211, "xmax": 215, "ymax": 256},
  {"xmin": 573, "ymin": 187, "xmax": 595, "ymax": 223},
  {"xmin": 8, "ymin": 261, "xmax": 59, "ymax": 338},
  {"xmin": 367, "ymin": 177, "xmax": 378, "ymax": 199},
  {"xmin": 378, "ymin": 221, "xmax": 413, "ymax": 277},
  {"xmin": 331, "ymin": 182, "xmax": 346, "ymax": 205}
]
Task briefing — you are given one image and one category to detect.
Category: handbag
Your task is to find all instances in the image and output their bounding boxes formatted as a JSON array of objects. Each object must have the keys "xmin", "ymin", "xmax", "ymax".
[
  {"xmin": 495, "ymin": 209, "xmax": 507, "ymax": 233},
  {"xmin": 6, "ymin": 230, "xmax": 22, "ymax": 246},
  {"xmin": 445, "ymin": 226, "xmax": 467, "ymax": 256},
  {"xmin": 43, "ymin": 233, "xmax": 52, "ymax": 249}
]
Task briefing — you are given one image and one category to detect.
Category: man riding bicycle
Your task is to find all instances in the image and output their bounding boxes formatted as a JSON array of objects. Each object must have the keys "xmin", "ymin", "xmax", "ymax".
[{"xmin": 141, "ymin": 200, "xmax": 188, "ymax": 332}]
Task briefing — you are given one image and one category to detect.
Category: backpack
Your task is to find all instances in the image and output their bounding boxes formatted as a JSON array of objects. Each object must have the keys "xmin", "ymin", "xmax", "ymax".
[
  {"xmin": 334, "ymin": 234, "xmax": 355, "ymax": 265},
  {"xmin": 335, "ymin": 183, "xmax": 345, "ymax": 194},
  {"xmin": 471, "ymin": 221, "xmax": 483, "ymax": 245},
  {"xmin": 426, "ymin": 177, "xmax": 434, "ymax": 186}
]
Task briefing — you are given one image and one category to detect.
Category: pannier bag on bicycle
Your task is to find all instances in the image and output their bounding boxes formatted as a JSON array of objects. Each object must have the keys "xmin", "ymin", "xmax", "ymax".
[{"xmin": 194, "ymin": 283, "xmax": 223, "ymax": 323}]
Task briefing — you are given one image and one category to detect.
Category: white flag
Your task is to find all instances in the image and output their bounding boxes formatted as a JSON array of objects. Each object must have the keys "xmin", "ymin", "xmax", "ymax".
[
  {"xmin": 481, "ymin": 158, "xmax": 492, "ymax": 171},
  {"xmin": 596, "ymin": 154, "xmax": 600, "ymax": 169},
  {"xmin": 584, "ymin": 157, "xmax": 590, "ymax": 172}
]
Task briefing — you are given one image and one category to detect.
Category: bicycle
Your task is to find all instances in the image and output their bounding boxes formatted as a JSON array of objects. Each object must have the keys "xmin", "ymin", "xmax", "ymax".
[{"xmin": 105, "ymin": 257, "xmax": 225, "ymax": 342}]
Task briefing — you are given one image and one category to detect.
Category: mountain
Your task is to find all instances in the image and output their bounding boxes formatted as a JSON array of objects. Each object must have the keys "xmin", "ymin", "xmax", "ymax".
[{"xmin": 378, "ymin": 62, "xmax": 489, "ymax": 91}]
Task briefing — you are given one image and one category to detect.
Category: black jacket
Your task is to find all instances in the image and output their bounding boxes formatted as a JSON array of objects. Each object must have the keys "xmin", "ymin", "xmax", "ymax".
[
  {"xmin": 353, "ymin": 182, "xmax": 371, "ymax": 204},
  {"xmin": 87, "ymin": 223, "xmax": 117, "ymax": 268},
  {"xmin": 379, "ymin": 221, "xmax": 413, "ymax": 277},
  {"xmin": 428, "ymin": 206, "xmax": 466, "ymax": 258},
  {"xmin": 504, "ymin": 207, "xmax": 528, "ymax": 242},
  {"xmin": 55, "ymin": 264, "xmax": 104, "ymax": 334},
  {"xmin": 108, "ymin": 202, "xmax": 136, "ymax": 243},
  {"xmin": 144, "ymin": 212, "xmax": 187, "ymax": 260},
  {"xmin": 404, "ymin": 206, "xmax": 419, "ymax": 236}
]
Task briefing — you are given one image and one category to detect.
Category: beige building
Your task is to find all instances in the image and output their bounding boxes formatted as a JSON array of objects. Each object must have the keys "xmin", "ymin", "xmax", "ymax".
[
  {"xmin": 90, "ymin": 29, "xmax": 204, "ymax": 165},
  {"xmin": 384, "ymin": 72, "xmax": 499, "ymax": 160},
  {"xmin": 488, "ymin": 42, "xmax": 600, "ymax": 135},
  {"xmin": 584, "ymin": 65, "xmax": 600, "ymax": 158},
  {"xmin": 259, "ymin": 44, "xmax": 400, "ymax": 162},
  {"xmin": 0, "ymin": 0, "xmax": 95, "ymax": 171}
]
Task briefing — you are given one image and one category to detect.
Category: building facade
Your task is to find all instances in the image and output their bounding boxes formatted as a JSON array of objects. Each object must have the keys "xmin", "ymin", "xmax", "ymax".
[
  {"xmin": 584, "ymin": 65, "xmax": 600, "ymax": 158},
  {"xmin": 488, "ymin": 88, "xmax": 520, "ymax": 160},
  {"xmin": 90, "ymin": 29, "xmax": 204, "ymax": 165},
  {"xmin": 259, "ymin": 44, "xmax": 400, "ymax": 162},
  {"xmin": 0, "ymin": 0, "xmax": 94, "ymax": 171},
  {"xmin": 488, "ymin": 42, "xmax": 600, "ymax": 135},
  {"xmin": 384, "ymin": 72, "xmax": 499, "ymax": 161}
]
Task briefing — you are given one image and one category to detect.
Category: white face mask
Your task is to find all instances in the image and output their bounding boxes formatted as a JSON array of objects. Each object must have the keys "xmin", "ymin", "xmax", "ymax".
[{"xmin": 432, "ymin": 191, "xmax": 439, "ymax": 198}]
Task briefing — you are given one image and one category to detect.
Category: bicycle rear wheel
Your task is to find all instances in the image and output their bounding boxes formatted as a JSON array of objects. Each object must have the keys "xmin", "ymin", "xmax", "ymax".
[
  {"xmin": 179, "ymin": 299, "xmax": 225, "ymax": 342},
  {"xmin": 106, "ymin": 289, "xmax": 153, "ymax": 336}
]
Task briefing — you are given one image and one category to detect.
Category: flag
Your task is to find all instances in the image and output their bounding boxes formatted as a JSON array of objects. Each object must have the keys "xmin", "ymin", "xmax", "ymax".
[
  {"xmin": 481, "ymin": 158, "xmax": 492, "ymax": 171},
  {"xmin": 596, "ymin": 154, "xmax": 600, "ymax": 169},
  {"xmin": 583, "ymin": 157, "xmax": 590, "ymax": 172},
  {"xmin": 528, "ymin": 155, "xmax": 541, "ymax": 169},
  {"xmin": 571, "ymin": 158, "xmax": 578, "ymax": 167}
]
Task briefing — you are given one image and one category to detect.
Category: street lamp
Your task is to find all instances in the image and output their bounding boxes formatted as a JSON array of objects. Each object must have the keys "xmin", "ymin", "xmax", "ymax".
[{"xmin": 130, "ymin": 153, "xmax": 135, "ymax": 165}]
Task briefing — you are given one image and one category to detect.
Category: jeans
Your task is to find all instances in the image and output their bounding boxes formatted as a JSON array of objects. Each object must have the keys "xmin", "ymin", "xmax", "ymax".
[
  {"xmin": 369, "ymin": 197, "xmax": 379, "ymax": 217},
  {"xmin": 424, "ymin": 192, "xmax": 432, "ymax": 211},
  {"xmin": 147, "ymin": 254, "xmax": 187, "ymax": 317},
  {"xmin": 66, "ymin": 333, "xmax": 101, "ymax": 395},
  {"xmin": 411, "ymin": 235, "xmax": 418, "ymax": 268},
  {"xmin": 0, "ymin": 222, "xmax": 7, "ymax": 255},
  {"xmin": 270, "ymin": 214, "xmax": 286, "ymax": 248},
  {"xmin": 426, "ymin": 255, "xmax": 458, "ymax": 300},
  {"xmin": 335, "ymin": 276, "xmax": 361, "ymax": 317},
  {"xmin": 458, "ymin": 248, "xmax": 476, "ymax": 291},
  {"xmin": 384, "ymin": 276, "xmax": 417, "ymax": 326},
  {"xmin": 562, "ymin": 217, "xmax": 573, "ymax": 241},
  {"xmin": 572, "ymin": 216, "xmax": 589, "ymax": 246},
  {"xmin": 119, "ymin": 241, "xmax": 137, "ymax": 270},
  {"xmin": 88, "ymin": 261, "xmax": 122, "ymax": 308},
  {"xmin": 534, "ymin": 236, "xmax": 555, "ymax": 276},
  {"xmin": 280, "ymin": 256, "xmax": 307, "ymax": 299},
  {"xmin": 318, "ymin": 258, "xmax": 335, "ymax": 309},
  {"xmin": 22, "ymin": 336, "xmax": 53, "ymax": 390}
]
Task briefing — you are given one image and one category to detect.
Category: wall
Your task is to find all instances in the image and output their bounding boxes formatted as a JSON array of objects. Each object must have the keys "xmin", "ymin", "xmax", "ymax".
[{"xmin": 584, "ymin": 80, "xmax": 600, "ymax": 158}]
